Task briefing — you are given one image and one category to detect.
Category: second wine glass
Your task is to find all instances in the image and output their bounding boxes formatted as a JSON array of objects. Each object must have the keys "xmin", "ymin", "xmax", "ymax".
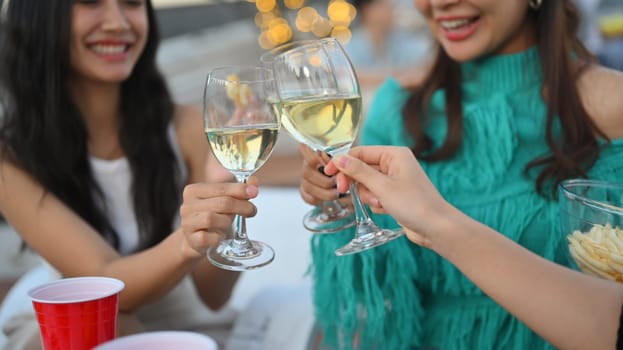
[
  {"xmin": 270, "ymin": 38, "xmax": 404, "ymax": 256},
  {"xmin": 261, "ymin": 41, "xmax": 356, "ymax": 234},
  {"xmin": 203, "ymin": 66, "xmax": 279, "ymax": 270}
]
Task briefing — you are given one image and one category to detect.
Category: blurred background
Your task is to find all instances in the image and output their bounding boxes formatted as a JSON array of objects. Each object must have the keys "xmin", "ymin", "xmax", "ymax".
[
  {"xmin": 149, "ymin": 0, "xmax": 623, "ymax": 188},
  {"xmin": 152, "ymin": 0, "xmax": 432, "ymax": 184}
]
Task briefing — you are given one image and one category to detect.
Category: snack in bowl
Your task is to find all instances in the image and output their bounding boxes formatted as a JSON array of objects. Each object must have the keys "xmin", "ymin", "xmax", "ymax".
[
  {"xmin": 567, "ymin": 224, "xmax": 623, "ymax": 281},
  {"xmin": 559, "ymin": 179, "xmax": 623, "ymax": 282}
]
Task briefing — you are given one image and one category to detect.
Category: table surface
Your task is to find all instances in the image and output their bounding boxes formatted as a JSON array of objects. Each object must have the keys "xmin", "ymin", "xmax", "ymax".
[{"xmin": 228, "ymin": 186, "xmax": 314, "ymax": 310}]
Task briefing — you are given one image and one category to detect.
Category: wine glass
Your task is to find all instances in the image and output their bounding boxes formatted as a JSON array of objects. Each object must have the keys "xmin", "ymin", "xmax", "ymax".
[
  {"xmin": 203, "ymin": 66, "xmax": 279, "ymax": 270},
  {"xmin": 261, "ymin": 42, "xmax": 356, "ymax": 234},
  {"xmin": 559, "ymin": 179, "xmax": 623, "ymax": 281},
  {"xmin": 269, "ymin": 38, "xmax": 404, "ymax": 256}
]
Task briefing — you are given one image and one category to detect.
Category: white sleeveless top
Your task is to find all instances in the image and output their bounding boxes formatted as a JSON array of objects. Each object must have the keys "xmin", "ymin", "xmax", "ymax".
[{"xmin": 88, "ymin": 124, "xmax": 187, "ymax": 254}]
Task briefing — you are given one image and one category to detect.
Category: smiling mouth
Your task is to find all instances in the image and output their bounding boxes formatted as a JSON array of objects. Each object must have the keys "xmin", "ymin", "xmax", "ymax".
[
  {"xmin": 440, "ymin": 17, "xmax": 480, "ymax": 31},
  {"xmin": 88, "ymin": 44, "xmax": 130, "ymax": 55}
]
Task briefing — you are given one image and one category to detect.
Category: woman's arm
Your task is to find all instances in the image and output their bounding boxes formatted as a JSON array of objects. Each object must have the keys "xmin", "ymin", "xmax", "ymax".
[
  {"xmin": 0, "ymin": 158, "xmax": 255, "ymax": 312},
  {"xmin": 325, "ymin": 146, "xmax": 623, "ymax": 349},
  {"xmin": 435, "ymin": 210, "xmax": 623, "ymax": 350}
]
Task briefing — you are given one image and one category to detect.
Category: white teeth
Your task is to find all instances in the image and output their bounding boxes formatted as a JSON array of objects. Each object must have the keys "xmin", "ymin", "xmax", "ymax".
[
  {"xmin": 90, "ymin": 45, "xmax": 127, "ymax": 55},
  {"xmin": 440, "ymin": 19, "xmax": 473, "ymax": 30}
]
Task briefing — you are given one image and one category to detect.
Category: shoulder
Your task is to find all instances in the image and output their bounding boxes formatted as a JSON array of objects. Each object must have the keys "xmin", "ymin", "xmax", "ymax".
[
  {"xmin": 577, "ymin": 64, "xmax": 623, "ymax": 139},
  {"xmin": 172, "ymin": 104, "xmax": 209, "ymax": 181},
  {"xmin": 366, "ymin": 78, "xmax": 407, "ymax": 122},
  {"xmin": 362, "ymin": 78, "xmax": 411, "ymax": 145},
  {"xmin": 372, "ymin": 77, "xmax": 409, "ymax": 103},
  {"xmin": 173, "ymin": 104, "xmax": 204, "ymax": 155},
  {"xmin": 173, "ymin": 104, "xmax": 203, "ymax": 139}
]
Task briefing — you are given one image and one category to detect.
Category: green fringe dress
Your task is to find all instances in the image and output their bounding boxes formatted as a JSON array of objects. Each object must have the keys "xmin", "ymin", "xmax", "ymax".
[{"xmin": 310, "ymin": 48, "xmax": 623, "ymax": 350}]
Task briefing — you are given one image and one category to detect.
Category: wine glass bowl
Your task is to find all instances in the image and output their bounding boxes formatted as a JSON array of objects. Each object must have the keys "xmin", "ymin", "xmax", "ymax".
[
  {"xmin": 203, "ymin": 66, "xmax": 279, "ymax": 271},
  {"xmin": 559, "ymin": 179, "xmax": 623, "ymax": 282}
]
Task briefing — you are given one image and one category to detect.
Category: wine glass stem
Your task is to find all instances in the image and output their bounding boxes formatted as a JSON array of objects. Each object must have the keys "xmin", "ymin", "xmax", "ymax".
[
  {"xmin": 349, "ymin": 182, "xmax": 379, "ymax": 238},
  {"xmin": 233, "ymin": 175, "xmax": 251, "ymax": 245}
]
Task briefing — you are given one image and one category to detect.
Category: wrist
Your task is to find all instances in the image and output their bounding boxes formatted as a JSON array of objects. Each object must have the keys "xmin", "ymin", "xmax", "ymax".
[
  {"xmin": 175, "ymin": 228, "xmax": 203, "ymax": 263},
  {"xmin": 426, "ymin": 203, "xmax": 474, "ymax": 258}
]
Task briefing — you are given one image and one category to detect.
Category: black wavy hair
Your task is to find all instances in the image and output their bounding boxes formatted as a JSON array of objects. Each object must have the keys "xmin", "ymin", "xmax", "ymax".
[{"xmin": 0, "ymin": 0, "xmax": 181, "ymax": 250}]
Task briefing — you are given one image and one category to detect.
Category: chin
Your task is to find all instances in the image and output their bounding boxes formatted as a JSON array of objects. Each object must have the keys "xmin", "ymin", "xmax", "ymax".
[
  {"xmin": 95, "ymin": 70, "xmax": 133, "ymax": 84},
  {"xmin": 441, "ymin": 42, "xmax": 486, "ymax": 63}
]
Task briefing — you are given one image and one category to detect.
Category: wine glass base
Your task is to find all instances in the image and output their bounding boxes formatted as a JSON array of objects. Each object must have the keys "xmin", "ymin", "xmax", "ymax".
[
  {"xmin": 303, "ymin": 206, "xmax": 356, "ymax": 234},
  {"xmin": 335, "ymin": 229, "xmax": 404, "ymax": 256},
  {"xmin": 207, "ymin": 239, "xmax": 275, "ymax": 271}
]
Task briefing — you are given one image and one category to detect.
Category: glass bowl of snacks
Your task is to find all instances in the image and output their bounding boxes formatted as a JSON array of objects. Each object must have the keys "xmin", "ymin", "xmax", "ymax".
[{"xmin": 559, "ymin": 179, "xmax": 623, "ymax": 282}]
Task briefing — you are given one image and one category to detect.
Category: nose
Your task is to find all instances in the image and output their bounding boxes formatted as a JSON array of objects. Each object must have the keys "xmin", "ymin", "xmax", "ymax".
[{"xmin": 101, "ymin": 1, "xmax": 130, "ymax": 32}]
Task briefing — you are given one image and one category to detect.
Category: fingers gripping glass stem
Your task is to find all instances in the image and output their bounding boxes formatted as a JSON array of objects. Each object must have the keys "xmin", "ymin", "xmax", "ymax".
[{"xmin": 207, "ymin": 176, "xmax": 275, "ymax": 270}]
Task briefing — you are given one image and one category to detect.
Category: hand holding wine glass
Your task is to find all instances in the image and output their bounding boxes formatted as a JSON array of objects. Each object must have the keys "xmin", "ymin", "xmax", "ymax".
[{"xmin": 203, "ymin": 66, "xmax": 279, "ymax": 270}]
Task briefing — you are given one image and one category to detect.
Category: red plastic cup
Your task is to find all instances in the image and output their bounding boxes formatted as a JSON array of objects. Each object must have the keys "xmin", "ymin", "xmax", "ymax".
[{"xmin": 28, "ymin": 276, "xmax": 125, "ymax": 350}]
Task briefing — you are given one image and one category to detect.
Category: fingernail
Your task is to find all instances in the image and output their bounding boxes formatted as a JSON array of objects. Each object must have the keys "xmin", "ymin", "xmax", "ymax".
[
  {"xmin": 246, "ymin": 185, "xmax": 258, "ymax": 197},
  {"xmin": 338, "ymin": 156, "xmax": 349, "ymax": 168},
  {"xmin": 318, "ymin": 166, "xmax": 332, "ymax": 178}
]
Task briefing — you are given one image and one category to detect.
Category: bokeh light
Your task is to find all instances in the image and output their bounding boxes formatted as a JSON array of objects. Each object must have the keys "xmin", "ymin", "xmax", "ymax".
[
  {"xmin": 307, "ymin": 53, "xmax": 323, "ymax": 67},
  {"xmin": 311, "ymin": 16, "xmax": 332, "ymax": 38},
  {"xmin": 284, "ymin": 0, "xmax": 305, "ymax": 10},
  {"xmin": 255, "ymin": 0, "xmax": 359, "ymax": 48},
  {"xmin": 256, "ymin": 0, "xmax": 276, "ymax": 13},
  {"xmin": 258, "ymin": 31, "xmax": 274, "ymax": 49},
  {"xmin": 268, "ymin": 17, "xmax": 293, "ymax": 45},
  {"xmin": 331, "ymin": 25, "xmax": 352, "ymax": 44},
  {"xmin": 295, "ymin": 6, "xmax": 319, "ymax": 33},
  {"xmin": 255, "ymin": 11, "xmax": 278, "ymax": 29},
  {"xmin": 327, "ymin": 0, "xmax": 356, "ymax": 27}
]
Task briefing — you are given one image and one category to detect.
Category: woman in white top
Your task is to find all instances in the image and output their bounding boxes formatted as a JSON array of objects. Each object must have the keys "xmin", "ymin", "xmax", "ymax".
[{"xmin": 0, "ymin": 0, "xmax": 252, "ymax": 348}]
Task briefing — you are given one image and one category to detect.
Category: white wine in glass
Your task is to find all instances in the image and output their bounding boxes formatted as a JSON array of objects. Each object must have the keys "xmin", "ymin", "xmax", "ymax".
[
  {"xmin": 271, "ymin": 38, "xmax": 404, "ymax": 256},
  {"xmin": 206, "ymin": 124, "xmax": 279, "ymax": 177},
  {"xmin": 203, "ymin": 66, "xmax": 279, "ymax": 271},
  {"xmin": 279, "ymin": 96, "xmax": 361, "ymax": 155}
]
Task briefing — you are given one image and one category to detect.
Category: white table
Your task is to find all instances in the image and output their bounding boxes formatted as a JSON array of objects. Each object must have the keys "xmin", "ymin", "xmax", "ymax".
[{"xmin": 228, "ymin": 186, "xmax": 313, "ymax": 310}]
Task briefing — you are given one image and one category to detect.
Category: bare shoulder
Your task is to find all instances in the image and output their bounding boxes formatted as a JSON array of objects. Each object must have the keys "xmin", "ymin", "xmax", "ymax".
[
  {"xmin": 172, "ymin": 104, "xmax": 209, "ymax": 183},
  {"xmin": 173, "ymin": 104, "xmax": 203, "ymax": 140},
  {"xmin": 577, "ymin": 65, "xmax": 623, "ymax": 139}
]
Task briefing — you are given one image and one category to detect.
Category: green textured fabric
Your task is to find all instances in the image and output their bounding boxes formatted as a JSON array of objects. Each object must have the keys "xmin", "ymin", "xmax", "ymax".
[{"xmin": 310, "ymin": 47, "xmax": 623, "ymax": 350}]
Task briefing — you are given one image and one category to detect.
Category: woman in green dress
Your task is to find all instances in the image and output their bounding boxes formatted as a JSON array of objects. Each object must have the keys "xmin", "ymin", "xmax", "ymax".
[{"xmin": 299, "ymin": 0, "xmax": 623, "ymax": 348}]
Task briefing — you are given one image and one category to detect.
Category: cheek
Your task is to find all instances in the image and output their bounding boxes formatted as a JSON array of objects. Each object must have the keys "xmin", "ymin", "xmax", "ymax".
[
  {"xmin": 130, "ymin": 15, "xmax": 149, "ymax": 52},
  {"xmin": 413, "ymin": 0, "xmax": 429, "ymax": 16},
  {"xmin": 126, "ymin": 9, "xmax": 149, "ymax": 39},
  {"xmin": 68, "ymin": 32, "xmax": 85, "ymax": 71},
  {"xmin": 135, "ymin": 19, "xmax": 148, "ymax": 39}
]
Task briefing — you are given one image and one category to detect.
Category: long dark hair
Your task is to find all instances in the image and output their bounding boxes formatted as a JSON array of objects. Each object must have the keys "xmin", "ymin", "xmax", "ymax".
[
  {"xmin": 402, "ymin": 0, "xmax": 604, "ymax": 196},
  {"xmin": 0, "ymin": 0, "xmax": 181, "ymax": 250}
]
